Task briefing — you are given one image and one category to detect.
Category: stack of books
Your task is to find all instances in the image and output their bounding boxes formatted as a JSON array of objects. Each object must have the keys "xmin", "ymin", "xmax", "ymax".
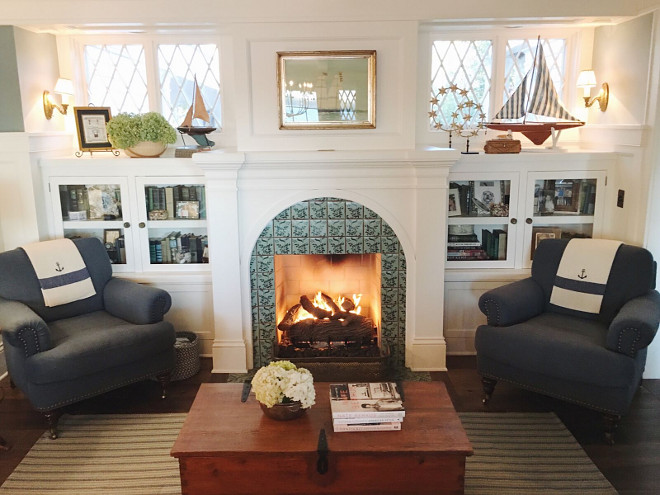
[{"xmin": 329, "ymin": 382, "xmax": 405, "ymax": 432}]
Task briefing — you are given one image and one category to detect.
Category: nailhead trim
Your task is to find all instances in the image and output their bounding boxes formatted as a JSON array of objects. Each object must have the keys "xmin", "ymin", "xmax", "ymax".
[
  {"xmin": 617, "ymin": 327, "xmax": 641, "ymax": 356},
  {"xmin": 481, "ymin": 298, "xmax": 501, "ymax": 325},
  {"xmin": 35, "ymin": 368, "xmax": 173, "ymax": 411},
  {"xmin": 16, "ymin": 327, "xmax": 40, "ymax": 357},
  {"xmin": 481, "ymin": 372, "xmax": 625, "ymax": 415}
]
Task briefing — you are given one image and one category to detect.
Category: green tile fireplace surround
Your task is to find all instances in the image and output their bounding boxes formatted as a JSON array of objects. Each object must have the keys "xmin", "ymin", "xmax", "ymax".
[{"xmin": 250, "ymin": 197, "xmax": 406, "ymax": 368}]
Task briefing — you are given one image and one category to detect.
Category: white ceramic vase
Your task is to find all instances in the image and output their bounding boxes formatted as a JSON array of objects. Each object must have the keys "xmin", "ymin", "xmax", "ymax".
[{"xmin": 124, "ymin": 141, "xmax": 167, "ymax": 158}]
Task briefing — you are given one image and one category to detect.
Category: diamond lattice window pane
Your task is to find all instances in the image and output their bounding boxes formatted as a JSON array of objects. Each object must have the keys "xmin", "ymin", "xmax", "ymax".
[
  {"xmin": 504, "ymin": 39, "xmax": 568, "ymax": 122},
  {"xmin": 430, "ymin": 40, "xmax": 492, "ymax": 130},
  {"xmin": 84, "ymin": 45, "xmax": 148, "ymax": 114},
  {"xmin": 158, "ymin": 44, "xmax": 221, "ymax": 128}
]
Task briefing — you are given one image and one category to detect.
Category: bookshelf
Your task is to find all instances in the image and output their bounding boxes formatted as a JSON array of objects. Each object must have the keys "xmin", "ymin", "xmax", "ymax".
[
  {"xmin": 44, "ymin": 162, "xmax": 209, "ymax": 274},
  {"xmin": 446, "ymin": 170, "xmax": 606, "ymax": 270}
]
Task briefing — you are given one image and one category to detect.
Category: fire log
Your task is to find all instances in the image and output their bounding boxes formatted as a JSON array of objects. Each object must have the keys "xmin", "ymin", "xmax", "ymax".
[
  {"xmin": 300, "ymin": 295, "xmax": 332, "ymax": 319},
  {"xmin": 320, "ymin": 292, "xmax": 341, "ymax": 313},
  {"xmin": 340, "ymin": 298, "xmax": 355, "ymax": 312},
  {"xmin": 277, "ymin": 303, "xmax": 301, "ymax": 332},
  {"xmin": 288, "ymin": 315, "xmax": 374, "ymax": 341}
]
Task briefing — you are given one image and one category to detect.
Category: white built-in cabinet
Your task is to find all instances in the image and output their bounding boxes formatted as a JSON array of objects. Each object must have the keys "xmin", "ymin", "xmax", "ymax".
[
  {"xmin": 40, "ymin": 157, "xmax": 214, "ymax": 355},
  {"xmin": 443, "ymin": 151, "xmax": 617, "ymax": 354}
]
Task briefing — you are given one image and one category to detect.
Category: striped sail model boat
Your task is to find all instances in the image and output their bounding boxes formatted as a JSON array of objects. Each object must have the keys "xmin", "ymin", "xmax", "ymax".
[{"xmin": 487, "ymin": 38, "xmax": 584, "ymax": 145}]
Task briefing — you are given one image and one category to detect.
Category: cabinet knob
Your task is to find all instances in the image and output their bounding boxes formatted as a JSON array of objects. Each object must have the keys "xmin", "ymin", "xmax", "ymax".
[
  {"xmin": 510, "ymin": 218, "xmax": 517, "ymax": 224},
  {"xmin": 526, "ymin": 218, "xmax": 533, "ymax": 224},
  {"xmin": 139, "ymin": 222, "xmax": 146, "ymax": 228},
  {"xmin": 123, "ymin": 222, "xmax": 131, "ymax": 228}
]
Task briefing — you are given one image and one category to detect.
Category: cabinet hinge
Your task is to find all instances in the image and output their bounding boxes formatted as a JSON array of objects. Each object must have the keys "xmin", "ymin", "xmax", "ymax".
[
  {"xmin": 605, "ymin": 176, "xmax": 608, "ymax": 186},
  {"xmin": 48, "ymin": 183, "xmax": 51, "ymax": 192}
]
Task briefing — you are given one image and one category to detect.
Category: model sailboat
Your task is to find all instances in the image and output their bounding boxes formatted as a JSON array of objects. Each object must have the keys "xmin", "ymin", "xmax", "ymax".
[
  {"xmin": 487, "ymin": 39, "xmax": 583, "ymax": 145},
  {"xmin": 177, "ymin": 77, "xmax": 216, "ymax": 148}
]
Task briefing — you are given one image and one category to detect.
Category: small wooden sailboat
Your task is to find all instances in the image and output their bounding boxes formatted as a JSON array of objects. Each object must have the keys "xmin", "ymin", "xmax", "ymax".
[
  {"xmin": 487, "ymin": 39, "xmax": 583, "ymax": 146},
  {"xmin": 177, "ymin": 77, "xmax": 216, "ymax": 148}
]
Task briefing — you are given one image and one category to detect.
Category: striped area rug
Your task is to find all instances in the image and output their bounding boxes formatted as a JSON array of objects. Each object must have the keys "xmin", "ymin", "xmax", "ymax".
[
  {"xmin": 460, "ymin": 412, "xmax": 617, "ymax": 494},
  {"xmin": 0, "ymin": 413, "xmax": 186, "ymax": 495},
  {"xmin": 1, "ymin": 412, "xmax": 616, "ymax": 494}
]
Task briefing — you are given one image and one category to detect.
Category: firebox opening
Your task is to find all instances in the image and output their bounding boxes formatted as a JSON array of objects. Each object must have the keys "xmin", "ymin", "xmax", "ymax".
[{"xmin": 274, "ymin": 254, "xmax": 381, "ymax": 357}]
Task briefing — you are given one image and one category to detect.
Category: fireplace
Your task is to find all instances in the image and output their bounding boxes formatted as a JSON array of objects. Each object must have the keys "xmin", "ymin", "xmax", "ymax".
[
  {"xmin": 249, "ymin": 197, "xmax": 404, "ymax": 369},
  {"xmin": 274, "ymin": 254, "xmax": 382, "ymax": 355},
  {"xmin": 193, "ymin": 148, "xmax": 459, "ymax": 373}
]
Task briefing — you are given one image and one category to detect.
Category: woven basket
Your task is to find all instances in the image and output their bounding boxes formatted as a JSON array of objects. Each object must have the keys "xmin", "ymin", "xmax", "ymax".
[{"xmin": 171, "ymin": 331, "xmax": 200, "ymax": 381}]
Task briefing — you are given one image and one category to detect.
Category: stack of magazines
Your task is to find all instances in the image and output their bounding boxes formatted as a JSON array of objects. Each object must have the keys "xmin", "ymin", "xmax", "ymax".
[{"xmin": 329, "ymin": 382, "xmax": 405, "ymax": 432}]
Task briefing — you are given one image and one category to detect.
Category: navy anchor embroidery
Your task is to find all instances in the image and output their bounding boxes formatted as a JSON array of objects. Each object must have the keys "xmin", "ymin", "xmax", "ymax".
[
  {"xmin": 577, "ymin": 268, "xmax": 587, "ymax": 280},
  {"xmin": 55, "ymin": 262, "xmax": 64, "ymax": 273}
]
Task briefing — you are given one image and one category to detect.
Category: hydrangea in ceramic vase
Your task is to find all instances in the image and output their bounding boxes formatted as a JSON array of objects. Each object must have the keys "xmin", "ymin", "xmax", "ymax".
[{"xmin": 251, "ymin": 360, "xmax": 316, "ymax": 420}]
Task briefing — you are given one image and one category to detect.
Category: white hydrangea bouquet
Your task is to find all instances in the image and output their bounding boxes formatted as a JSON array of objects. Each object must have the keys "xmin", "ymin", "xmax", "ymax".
[{"xmin": 251, "ymin": 360, "xmax": 316, "ymax": 409}]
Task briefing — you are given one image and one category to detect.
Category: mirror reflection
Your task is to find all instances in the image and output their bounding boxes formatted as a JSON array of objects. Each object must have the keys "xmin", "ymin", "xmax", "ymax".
[{"xmin": 277, "ymin": 51, "xmax": 376, "ymax": 129}]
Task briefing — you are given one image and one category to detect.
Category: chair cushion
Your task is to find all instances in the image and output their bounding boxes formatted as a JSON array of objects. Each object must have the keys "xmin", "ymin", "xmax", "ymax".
[
  {"xmin": 475, "ymin": 312, "xmax": 640, "ymax": 388},
  {"xmin": 25, "ymin": 310, "xmax": 175, "ymax": 384}
]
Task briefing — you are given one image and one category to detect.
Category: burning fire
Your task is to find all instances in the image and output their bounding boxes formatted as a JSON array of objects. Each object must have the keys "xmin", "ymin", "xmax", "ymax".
[{"xmin": 294, "ymin": 291, "xmax": 362, "ymax": 323}]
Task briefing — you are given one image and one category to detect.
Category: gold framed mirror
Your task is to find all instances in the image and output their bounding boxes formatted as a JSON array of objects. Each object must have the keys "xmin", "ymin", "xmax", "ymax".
[{"xmin": 277, "ymin": 50, "xmax": 376, "ymax": 130}]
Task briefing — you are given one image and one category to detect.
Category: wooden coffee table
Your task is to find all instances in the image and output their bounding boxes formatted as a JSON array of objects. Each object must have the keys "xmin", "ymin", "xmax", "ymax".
[{"xmin": 171, "ymin": 381, "xmax": 472, "ymax": 495}]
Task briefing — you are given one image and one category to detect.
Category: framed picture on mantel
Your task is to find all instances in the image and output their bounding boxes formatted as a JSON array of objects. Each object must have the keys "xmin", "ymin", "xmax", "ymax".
[{"xmin": 73, "ymin": 106, "xmax": 116, "ymax": 156}]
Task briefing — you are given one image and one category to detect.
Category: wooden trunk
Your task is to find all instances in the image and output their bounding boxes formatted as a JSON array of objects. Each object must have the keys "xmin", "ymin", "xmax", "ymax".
[{"xmin": 172, "ymin": 382, "xmax": 473, "ymax": 495}]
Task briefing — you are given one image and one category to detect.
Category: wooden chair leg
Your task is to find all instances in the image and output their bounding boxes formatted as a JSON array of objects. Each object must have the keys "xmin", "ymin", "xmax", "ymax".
[
  {"xmin": 481, "ymin": 377, "xmax": 498, "ymax": 405},
  {"xmin": 603, "ymin": 414, "xmax": 621, "ymax": 446},
  {"xmin": 156, "ymin": 372, "xmax": 171, "ymax": 399},
  {"xmin": 44, "ymin": 410, "xmax": 63, "ymax": 440}
]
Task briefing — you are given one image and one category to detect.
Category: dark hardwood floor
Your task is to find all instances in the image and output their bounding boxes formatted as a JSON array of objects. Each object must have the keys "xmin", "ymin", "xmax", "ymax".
[{"xmin": 1, "ymin": 356, "xmax": 659, "ymax": 494}]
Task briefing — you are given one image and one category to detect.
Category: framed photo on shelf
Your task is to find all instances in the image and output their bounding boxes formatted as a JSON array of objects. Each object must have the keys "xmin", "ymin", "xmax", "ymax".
[
  {"xmin": 553, "ymin": 181, "xmax": 581, "ymax": 212},
  {"xmin": 73, "ymin": 107, "xmax": 114, "ymax": 153},
  {"xmin": 473, "ymin": 180, "xmax": 501, "ymax": 210},
  {"xmin": 530, "ymin": 227, "xmax": 562, "ymax": 258},
  {"xmin": 448, "ymin": 188, "xmax": 461, "ymax": 216},
  {"xmin": 176, "ymin": 201, "xmax": 200, "ymax": 219}
]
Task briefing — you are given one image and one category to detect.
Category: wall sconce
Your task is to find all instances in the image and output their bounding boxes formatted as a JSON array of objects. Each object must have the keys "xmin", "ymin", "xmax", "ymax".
[
  {"xmin": 576, "ymin": 70, "xmax": 609, "ymax": 111},
  {"xmin": 43, "ymin": 78, "xmax": 74, "ymax": 119}
]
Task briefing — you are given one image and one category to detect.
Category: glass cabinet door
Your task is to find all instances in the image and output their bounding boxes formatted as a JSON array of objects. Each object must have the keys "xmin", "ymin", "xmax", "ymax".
[
  {"xmin": 135, "ymin": 177, "xmax": 208, "ymax": 271},
  {"xmin": 51, "ymin": 177, "xmax": 135, "ymax": 272},
  {"xmin": 524, "ymin": 172, "xmax": 606, "ymax": 268},
  {"xmin": 446, "ymin": 173, "xmax": 519, "ymax": 268}
]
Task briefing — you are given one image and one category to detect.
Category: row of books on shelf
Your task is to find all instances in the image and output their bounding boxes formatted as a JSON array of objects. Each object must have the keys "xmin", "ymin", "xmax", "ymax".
[
  {"xmin": 148, "ymin": 232, "xmax": 209, "ymax": 264},
  {"xmin": 329, "ymin": 382, "xmax": 405, "ymax": 432},
  {"xmin": 145, "ymin": 185, "xmax": 206, "ymax": 220},
  {"xmin": 446, "ymin": 229, "xmax": 507, "ymax": 261},
  {"xmin": 59, "ymin": 185, "xmax": 122, "ymax": 221}
]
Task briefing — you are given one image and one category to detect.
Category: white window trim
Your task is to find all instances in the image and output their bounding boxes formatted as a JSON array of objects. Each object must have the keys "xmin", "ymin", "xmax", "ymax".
[
  {"xmin": 70, "ymin": 34, "xmax": 224, "ymax": 120},
  {"xmin": 416, "ymin": 27, "xmax": 584, "ymax": 146}
]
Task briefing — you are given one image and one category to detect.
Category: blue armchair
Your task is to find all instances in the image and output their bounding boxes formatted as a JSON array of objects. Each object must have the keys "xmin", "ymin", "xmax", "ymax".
[
  {"xmin": 475, "ymin": 238, "xmax": 660, "ymax": 443},
  {"xmin": 0, "ymin": 237, "xmax": 176, "ymax": 438}
]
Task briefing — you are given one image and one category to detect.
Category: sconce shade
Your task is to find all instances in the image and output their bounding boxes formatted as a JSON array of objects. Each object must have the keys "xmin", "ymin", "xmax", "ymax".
[
  {"xmin": 44, "ymin": 78, "xmax": 73, "ymax": 120},
  {"xmin": 577, "ymin": 70, "xmax": 597, "ymax": 88},
  {"xmin": 54, "ymin": 78, "xmax": 74, "ymax": 95}
]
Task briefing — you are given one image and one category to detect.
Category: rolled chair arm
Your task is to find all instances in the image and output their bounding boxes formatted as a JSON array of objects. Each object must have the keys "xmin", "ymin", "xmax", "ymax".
[
  {"xmin": 103, "ymin": 278, "xmax": 172, "ymax": 324},
  {"xmin": 607, "ymin": 290, "xmax": 660, "ymax": 357},
  {"xmin": 478, "ymin": 278, "xmax": 546, "ymax": 326},
  {"xmin": 0, "ymin": 298, "xmax": 52, "ymax": 357}
]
